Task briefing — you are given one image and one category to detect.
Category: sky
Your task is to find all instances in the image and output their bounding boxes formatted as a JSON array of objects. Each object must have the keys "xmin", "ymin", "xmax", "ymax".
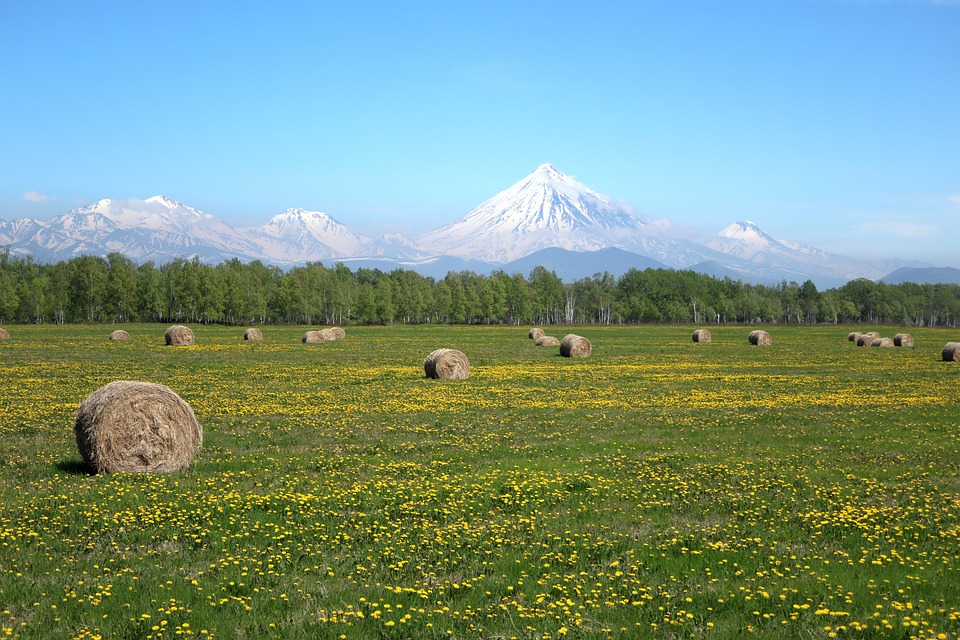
[{"xmin": 1, "ymin": 0, "xmax": 958, "ymax": 266}]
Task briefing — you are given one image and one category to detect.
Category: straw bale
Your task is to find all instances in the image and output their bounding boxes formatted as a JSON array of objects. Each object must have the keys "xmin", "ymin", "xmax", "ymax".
[
  {"xmin": 243, "ymin": 328, "xmax": 263, "ymax": 341},
  {"xmin": 848, "ymin": 331, "xmax": 862, "ymax": 342},
  {"xmin": 748, "ymin": 330, "xmax": 772, "ymax": 346},
  {"xmin": 302, "ymin": 330, "xmax": 325, "ymax": 344},
  {"xmin": 943, "ymin": 342, "xmax": 960, "ymax": 362},
  {"xmin": 165, "ymin": 325, "xmax": 195, "ymax": 346},
  {"xmin": 74, "ymin": 381, "xmax": 202, "ymax": 474},
  {"xmin": 871, "ymin": 337, "xmax": 895, "ymax": 348},
  {"xmin": 319, "ymin": 328, "xmax": 339, "ymax": 341},
  {"xmin": 0, "ymin": 327, "xmax": 9, "ymax": 340},
  {"xmin": 893, "ymin": 333, "xmax": 913, "ymax": 347},
  {"xmin": 856, "ymin": 332, "xmax": 879, "ymax": 347},
  {"xmin": 560, "ymin": 334, "xmax": 592, "ymax": 357},
  {"xmin": 535, "ymin": 335, "xmax": 560, "ymax": 346},
  {"xmin": 424, "ymin": 348, "xmax": 470, "ymax": 380},
  {"xmin": 529, "ymin": 327, "xmax": 545, "ymax": 340},
  {"xmin": 692, "ymin": 329, "xmax": 712, "ymax": 343},
  {"xmin": 109, "ymin": 330, "xmax": 131, "ymax": 341}
]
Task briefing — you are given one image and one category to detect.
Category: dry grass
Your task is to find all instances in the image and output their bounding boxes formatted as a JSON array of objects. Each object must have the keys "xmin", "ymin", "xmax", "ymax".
[
  {"xmin": 423, "ymin": 348, "xmax": 470, "ymax": 380},
  {"xmin": 560, "ymin": 334, "xmax": 592, "ymax": 357},
  {"xmin": 165, "ymin": 325, "xmax": 195, "ymax": 346}
]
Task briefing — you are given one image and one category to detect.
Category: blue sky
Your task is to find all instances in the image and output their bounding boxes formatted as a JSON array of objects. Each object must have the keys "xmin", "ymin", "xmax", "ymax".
[{"xmin": 2, "ymin": 0, "xmax": 958, "ymax": 266}]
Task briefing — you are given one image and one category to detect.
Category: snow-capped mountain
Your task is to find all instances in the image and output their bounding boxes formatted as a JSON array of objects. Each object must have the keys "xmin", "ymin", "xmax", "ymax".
[{"xmin": 245, "ymin": 208, "xmax": 370, "ymax": 264}]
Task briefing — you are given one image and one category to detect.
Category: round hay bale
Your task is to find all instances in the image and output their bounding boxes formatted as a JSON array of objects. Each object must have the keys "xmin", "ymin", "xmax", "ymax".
[
  {"xmin": 848, "ymin": 331, "xmax": 862, "ymax": 342},
  {"xmin": 302, "ymin": 330, "xmax": 325, "ymax": 344},
  {"xmin": 943, "ymin": 342, "xmax": 960, "ymax": 362},
  {"xmin": 319, "ymin": 328, "xmax": 339, "ymax": 341},
  {"xmin": 74, "ymin": 381, "xmax": 202, "ymax": 474},
  {"xmin": 109, "ymin": 329, "xmax": 131, "ymax": 341},
  {"xmin": 856, "ymin": 332, "xmax": 879, "ymax": 347},
  {"xmin": 535, "ymin": 335, "xmax": 560, "ymax": 346},
  {"xmin": 329, "ymin": 326, "xmax": 346, "ymax": 340},
  {"xmin": 560, "ymin": 334, "xmax": 592, "ymax": 358},
  {"xmin": 894, "ymin": 333, "xmax": 913, "ymax": 347},
  {"xmin": 871, "ymin": 337, "xmax": 894, "ymax": 348},
  {"xmin": 692, "ymin": 329, "xmax": 712, "ymax": 343},
  {"xmin": 0, "ymin": 327, "xmax": 9, "ymax": 340},
  {"xmin": 165, "ymin": 325, "xmax": 195, "ymax": 346},
  {"xmin": 424, "ymin": 348, "xmax": 470, "ymax": 380},
  {"xmin": 748, "ymin": 330, "xmax": 772, "ymax": 346},
  {"xmin": 243, "ymin": 328, "xmax": 263, "ymax": 341},
  {"xmin": 529, "ymin": 327, "xmax": 545, "ymax": 340}
]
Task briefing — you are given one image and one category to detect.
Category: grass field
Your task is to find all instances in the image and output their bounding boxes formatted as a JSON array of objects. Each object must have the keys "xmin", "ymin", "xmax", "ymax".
[{"xmin": 1, "ymin": 323, "xmax": 959, "ymax": 639}]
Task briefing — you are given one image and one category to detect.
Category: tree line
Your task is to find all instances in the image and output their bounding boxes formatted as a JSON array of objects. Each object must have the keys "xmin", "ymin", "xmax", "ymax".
[{"xmin": 0, "ymin": 250, "xmax": 957, "ymax": 327}]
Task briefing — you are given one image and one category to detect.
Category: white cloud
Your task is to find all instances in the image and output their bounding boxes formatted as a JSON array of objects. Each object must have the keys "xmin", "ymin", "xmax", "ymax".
[{"xmin": 22, "ymin": 190, "xmax": 53, "ymax": 202}]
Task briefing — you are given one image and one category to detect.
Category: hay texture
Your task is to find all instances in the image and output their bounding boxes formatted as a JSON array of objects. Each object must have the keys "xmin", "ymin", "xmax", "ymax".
[
  {"xmin": 329, "ymin": 327, "xmax": 346, "ymax": 340},
  {"xmin": 857, "ymin": 332, "xmax": 879, "ymax": 347},
  {"xmin": 894, "ymin": 333, "xmax": 914, "ymax": 347},
  {"xmin": 243, "ymin": 328, "xmax": 263, "ymax": 341},
  {"xmin": 748, "ymin": 330, "xmax": 772, "ymax": 346},
  {"xmin": 165, "ymin": 325, "xmax": 195, "ymax": 346},
  {"xmin": 848, "ymin": 331, "xmax": 862, "ymax": 342},
  {"xmin": 424, "ymin": 348, "xmax": 470, "ymax": 380},
  {"xmin": 0, "ymin": 327, "xmax": 9, "ymax": 340},
  {"xmin": 319, "ymin": 328, "xmax": 340, "ymax": 341},
  {"xmin": 109, "ymin": 329, "xmax": 131, "ymax": 341},
  {"xmin": 74, "ymin": 381, "xmax": 202, "ymax": 474},
  {"xmin": 871, "ymin": 337, "xmax": 895, "ymax": 348},
  {"xmin": 536, "ymin": 335, "xmax": 560, "ymax": 347},
  {"xmin": 560, "ymin": 334, "xmax": 592, "ymax": 358},
  {"xmin": 943, "ymin": 342, "xmax": 960, "ymax": 362},
  {"xmin": 302, "ymin": 331, "xmax": 325, "ymax": 344},
  {"xmin": 529, "ymin": 327, "xmax": 545, "ymax": 340},
  {"xmin": 692, "ymin": 329, "xmax": 712, "ymax": 343}
]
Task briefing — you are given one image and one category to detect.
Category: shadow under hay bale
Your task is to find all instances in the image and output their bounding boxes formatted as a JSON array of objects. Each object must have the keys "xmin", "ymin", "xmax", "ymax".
[
  {"xmin": 243, "ymin": 328, "xmax": 263, "ymax": 341},
  {"xmin": 529, "ymin": 327, "xmax": 545, "ymax": 340},
  {"xmin": 424, "ymin": 348, "xmax": 470, "ymax": 380},
  {"xmin": 74, "ymin": 381, "xmax": 202, "ymax": 474},
  {"xmin": 165, "ymin": 325, "xmax": 195, "ymax": 346},
  {"xmin": 692, "ymin": 329, "xmax": 712, "ymax": 343},
  {"xmin": 0, "ymin": 328, "xmax": 9, "ymax": 340},
  {"xmin": 856, "ymin": 332, "xmax": 879, "ymax": 347},
  {"xmin": 943, "ymin": 342, "xmax": 960, "ymax": 362},
  {"xmin": 748, "ymin": 330, "xmax": 772, "ymax": 346},
  {"xmin": 894, "ymin": 333, "xmax": 914, "ymax": 347},
  {"xmin": 536, "ymin": 335, "xmax": 560, "ymax": 346},
  {"xmin": 871, "ymin": 337, "xmax": 895, "ymax": 348},
  {"xmin": 109, "ymin": 329, "xmax": 131, "ymax": 341},
  {"xmin": 302, "ymin": 331, "xmax": 325, "ymax": 344},
  {"xmin": 560, "ymin": 334, "xmax": 592, "ymax": 357}
]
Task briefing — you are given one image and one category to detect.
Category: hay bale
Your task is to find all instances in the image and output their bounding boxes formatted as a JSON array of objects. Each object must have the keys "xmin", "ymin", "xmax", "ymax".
[
  {"xmin": 243, "ymin": 328, "xmax": 263, "ymax": 341},
  {"xmin": 856, "ymin": 332, "xmax": 879, "ymax": 347},
  {"xmin": 871, "ymin": 337, "xmax": 894, "ymax": 348},
  {"xmin": 535, "ymin": 335, "xmax": 560, "ymax": 346},
  {"xmin": 692, "ymin": 329, "xmax": 712, "ymax": 343},
  {"xmin": 748, "ymin": 330, "xmax": 772, "ymax": 346},
  {"xmin": 74, "ymin": 381, "xmax": 202, "ymax": 474},
  {"xmin": 319, "ymin": 328, "xmax": 339, "ymax": 341},
  {"xmin": 329, "ymin": 326, "xmax": 346, "ymax": 340},
  {"xmin": 894, "ymin": 333, "xmax": 914, "ymax": 347},
  {"xmin": 560, "ymin": 334, "xmax": 592, "ymax": 357},
  {"xmin": 529, "ymin": 327, "xmax": 545, "ymax": 340},
  {"xmin": 848, "ymin": 331, "xmax": 862, "ymax": 342},
  {"xmin": 165, "ymin": 325, "xmax": 195, "ymax": 346},
  {"xmin": 109, "ymin": 329, "xmax": 131, "ymax": 341},
  {"xmin": 0, "ymin": 327, "xmax": 9, "ymax": 340},
  {"xmin": 424, "ymin": 348, "xmax": 470, "ymax": 380},
  {"xmin": 302, "ymin": 330, "xmax": 325, "ymax": 344},
  {"xmin": 943, "ymin": 342, "xmax": 960, "ymax": 362}
]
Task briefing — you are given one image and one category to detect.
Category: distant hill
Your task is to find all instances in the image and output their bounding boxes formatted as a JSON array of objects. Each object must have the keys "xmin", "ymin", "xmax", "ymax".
[
  {"xmin": 502, "ymin": 247, "xmax": 668, "ymax": 281},
  {"xmin": 880, "ymin": 266, "xmax": 960, "ymax": 285}
]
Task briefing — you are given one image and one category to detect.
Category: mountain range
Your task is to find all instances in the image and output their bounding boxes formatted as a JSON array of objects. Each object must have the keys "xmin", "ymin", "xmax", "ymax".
[{"xmin": 0, "ymin": 164, "xmax": 928, "ymax": 288}]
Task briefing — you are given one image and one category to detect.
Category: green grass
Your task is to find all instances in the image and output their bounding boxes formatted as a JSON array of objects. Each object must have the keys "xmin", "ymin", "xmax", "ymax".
[{"xmin": 1, "ymin": 323, "xmax": 959, "ymax": 639}]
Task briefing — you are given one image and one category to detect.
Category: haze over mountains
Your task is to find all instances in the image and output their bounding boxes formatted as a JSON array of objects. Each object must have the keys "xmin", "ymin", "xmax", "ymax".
[{"xmin": 0, "ymin": 165, "xmax": 929, "ymax": 288}]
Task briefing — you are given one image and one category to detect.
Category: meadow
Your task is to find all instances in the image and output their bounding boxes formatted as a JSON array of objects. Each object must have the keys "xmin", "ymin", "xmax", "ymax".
[{"xmin": 0, "ymin": 323, "xmax": 958, "ymax": 639}]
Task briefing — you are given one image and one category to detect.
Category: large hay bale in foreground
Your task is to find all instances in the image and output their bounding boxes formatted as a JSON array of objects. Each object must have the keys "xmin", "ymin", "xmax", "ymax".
[
  {"xmin": 748, "ymin": 330, "xmax": 772, "ymax": 346},
  {"xmin": 424, "ymin": 348, "xmax": 470, "ymax": 380},
  {"xmin": 165, "ymin": 325, "xmax": 195, "ymax": 346},
  {"xmin": 302, "ymin": 331, "xmax": 325, "ymax": 344},
  {"xmin": 943, "ymin": 342, "xmax": 960, "ymax": 362},
  {"xmin": 109, "ymin": 329, "xmax": 131, "ymax": 341},
  {"xmin": 560, "ymin": 334, "xmax": 592, "ymax": 358},
  {"xmin": 243, "ymin": 328, "xmax": 263, "ymax": 341},
  {"xmin": 856, "ymin": 332, "xmax": 879, "ymax": 347},
  {"xmin": 529, "ymin": 327, "xmax": 545, "ymax": 340},
  {"xmin": 536, "ymin": 335, "xmax": 560, "ymax": 346},
  {"xmin": 74, "ymin": 381, "xmax": 202, "ymax": 474},
  {"xmin": 848, "ymin": 331, "xmax": 862, "ymax": 342},
  {"xmin": 894, "ymin": 333, "xmax": 914, "ymax": 347},
  {"xmin": 692, "ymin": 329, "xmax": 712, "ymax": 343},
  {"xmin": 871, "ymin": 337, "xmax": 895, "ymax": 348},
  {"xmin": 0, "ymin": 327, "xmax": 9, "ymax": 340}
]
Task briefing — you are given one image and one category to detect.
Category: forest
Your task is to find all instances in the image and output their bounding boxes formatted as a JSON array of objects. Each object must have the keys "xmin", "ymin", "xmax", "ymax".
[{"xmin": 1, "ymin": 250, "xmax": 958, "ymax": 327}]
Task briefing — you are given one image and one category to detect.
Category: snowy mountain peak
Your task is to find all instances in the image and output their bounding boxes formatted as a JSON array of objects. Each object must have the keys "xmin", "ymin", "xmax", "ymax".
[
  {"xmin": 145, "ymin": 195, "xmax": 184, "ymax": 208},
  {"xmin": 719, "ymin": 221, "xmax": 777, "ymax": 246}
]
